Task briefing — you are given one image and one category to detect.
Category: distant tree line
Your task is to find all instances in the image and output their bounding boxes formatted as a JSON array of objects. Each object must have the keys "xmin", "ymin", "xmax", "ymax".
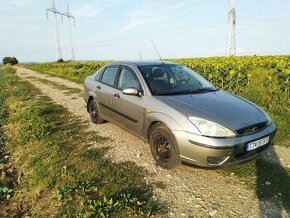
[{"xmin": 2, "ymin": 57, "xmax": 19, "ymax": 65}]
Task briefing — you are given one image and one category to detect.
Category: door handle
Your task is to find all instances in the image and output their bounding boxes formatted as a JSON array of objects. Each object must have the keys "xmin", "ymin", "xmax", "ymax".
[
  {"xmin": 114, "ymin": 93, "xmax": 120, "ymax": 98},
  {"xmin": 96, "ymin": 85, "xmax": 101, "ymax": 90}
]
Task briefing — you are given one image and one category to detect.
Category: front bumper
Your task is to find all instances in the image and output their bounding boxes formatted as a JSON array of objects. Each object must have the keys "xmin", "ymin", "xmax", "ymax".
[{"xmin": 172, "ymin": 123, "xmax": 277, "ymax": 167}]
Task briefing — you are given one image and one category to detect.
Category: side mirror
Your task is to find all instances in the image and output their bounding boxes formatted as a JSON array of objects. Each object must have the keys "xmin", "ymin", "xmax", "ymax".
[{"xmin": 122, "ymin": 88, "xmax": 143, "ymax": 97}]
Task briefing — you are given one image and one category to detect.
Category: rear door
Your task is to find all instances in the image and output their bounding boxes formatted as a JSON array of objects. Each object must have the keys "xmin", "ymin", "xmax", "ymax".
[
  {"xmin": 96, "ymin": 66, "xmax": 119, "ymax": 118},
  {"xmin": 111, "ymin": 66, "xmax": 144, "ymax": 135}
]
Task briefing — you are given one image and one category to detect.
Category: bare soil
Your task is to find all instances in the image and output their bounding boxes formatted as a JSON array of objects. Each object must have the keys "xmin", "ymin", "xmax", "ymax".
[{"xmin": 13, "ymin": 66, "xmax": 290, "ymax": 218}]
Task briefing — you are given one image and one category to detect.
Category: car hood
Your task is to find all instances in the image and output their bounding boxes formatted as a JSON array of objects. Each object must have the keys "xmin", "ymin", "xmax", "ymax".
[{"xmin": 156, "ymin": 90, "xmax": 267, "ymax": 131}]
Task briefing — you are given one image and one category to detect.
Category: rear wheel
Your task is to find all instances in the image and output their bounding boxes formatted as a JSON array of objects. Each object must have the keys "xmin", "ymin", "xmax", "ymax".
[
  {"xmin": 149, "ymin": 124, "xmax": 180, "ymax": 169},
  {"xmin": 88, "ymin": 100, "xmax": 104, "ymax": 124}
]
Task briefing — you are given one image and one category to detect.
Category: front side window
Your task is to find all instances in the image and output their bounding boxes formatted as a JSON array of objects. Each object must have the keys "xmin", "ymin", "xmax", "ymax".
[
  {"xmin": 101, "ymin": 67, "xmax": 119, "ymax": 86},
  {"xmin": 117, "ymin": 68, "xmax": 141, "ymax": 90},
  {"xmin": 138, "ymin": 64, "xmax": 217, "ymax": 95}
]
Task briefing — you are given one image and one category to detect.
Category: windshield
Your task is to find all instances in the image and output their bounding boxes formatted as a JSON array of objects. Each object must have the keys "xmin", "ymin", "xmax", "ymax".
[{"xmin": 138, "ymin": 64, "xmax": 217, "ymax": 95}]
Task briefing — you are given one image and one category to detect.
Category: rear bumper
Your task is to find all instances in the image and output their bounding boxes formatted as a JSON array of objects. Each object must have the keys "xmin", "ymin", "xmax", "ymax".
[{"xmin": 172, "ymin": 123, "xmax": 277, "ymax": 167}]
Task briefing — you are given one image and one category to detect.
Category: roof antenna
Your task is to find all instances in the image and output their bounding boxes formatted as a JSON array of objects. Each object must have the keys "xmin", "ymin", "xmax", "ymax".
[{"xmin": 151, "ymin": 40, "xmax": 163, "ymax": 63}]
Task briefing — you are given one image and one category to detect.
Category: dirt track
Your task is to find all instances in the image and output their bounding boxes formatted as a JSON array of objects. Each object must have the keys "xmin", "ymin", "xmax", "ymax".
[{"xmin": 14, "ymin": 66, "xmax": 290, "ymax": 218}]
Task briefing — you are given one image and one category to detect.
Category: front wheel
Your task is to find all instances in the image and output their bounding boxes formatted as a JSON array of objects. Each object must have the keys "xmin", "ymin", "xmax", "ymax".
[
  {"xmin": 149, "ymin": 124, "xmax": 180, "ymax": 169},
  {"xmin": 88, "ymin": 100, "xmax": 104, "ymax": 124}
]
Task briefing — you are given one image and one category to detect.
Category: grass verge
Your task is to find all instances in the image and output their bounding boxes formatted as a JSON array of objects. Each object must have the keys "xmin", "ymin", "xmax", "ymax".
[
  {"xmin": 26, "ymin": 76, "xmax": 81, "ymax": 95},
  {"xmin": 0, "ymin": 70, "xmax": 14, "ymax": 204},
  {"xmin": 25, "ymin": 61, "xmax": 108, "ymax": 84},
  {"xmin": 0, "ymin": 68, "xmax": 166, "ymax": 217}
]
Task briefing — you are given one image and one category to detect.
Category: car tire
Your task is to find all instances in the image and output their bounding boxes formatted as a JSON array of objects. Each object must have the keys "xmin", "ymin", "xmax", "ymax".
[
  {"xmin": 149, "ymin": 123, "xmax": 180, "ymax": 169},
  {"xmin": 88, "ymin": 100, "xmax": 104, "ymax": 124}
]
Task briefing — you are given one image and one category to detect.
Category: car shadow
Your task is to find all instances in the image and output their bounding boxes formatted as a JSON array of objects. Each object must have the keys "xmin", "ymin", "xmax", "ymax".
[
  {"xmin": 256, "ymin": 146, "xmax": 290, "ymax": 217},
  {"xmin": 182, "ymin": 146, "xmax": 290, "ymax": 217}
]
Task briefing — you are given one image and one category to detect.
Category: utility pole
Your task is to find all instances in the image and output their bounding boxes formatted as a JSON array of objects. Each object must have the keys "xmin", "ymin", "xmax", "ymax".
[
  {"xmin": 46, "ymin": 0, "xmax": 63, "ymax": 60},
  {"xmin": 139, "ymin": 51, "xmax": 142, "ymax": 60},
  {"xmin": 226, "ymin": 0, "xmax": 236, "ymax": 56},
  {"xmin": 46, "ymin": 0, "xmax": 76, "ymax": 61},
  {"xmin": 65, "ymin": 3, "xmax": 76, "ymax": 61}
]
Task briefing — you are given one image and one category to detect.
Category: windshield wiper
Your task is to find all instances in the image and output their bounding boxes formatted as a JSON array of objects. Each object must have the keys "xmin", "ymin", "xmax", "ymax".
[
  {"xmin": 190, "ymin": 87, "xmax": 218, "ymax": 93},
  {"xmin": 155, "ymin": 88, "xmax": 218, "ymax": 96}
]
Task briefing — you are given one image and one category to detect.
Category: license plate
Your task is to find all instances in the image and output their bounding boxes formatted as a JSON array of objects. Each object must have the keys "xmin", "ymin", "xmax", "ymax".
[{"xmin": 246, "ymin": 136, "xmax": 270, "ymax": 152}]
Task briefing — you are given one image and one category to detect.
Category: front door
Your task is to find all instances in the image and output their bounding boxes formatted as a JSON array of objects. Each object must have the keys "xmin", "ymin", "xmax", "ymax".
[{"xmin": 111, "ymin": 66, "xmax": 144, "ymax": 136}]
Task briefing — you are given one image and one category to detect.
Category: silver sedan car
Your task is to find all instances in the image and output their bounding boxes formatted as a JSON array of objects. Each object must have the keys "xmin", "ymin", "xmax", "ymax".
[{"xmin": 83, "ymin": 61, "xmax": 276, "ymax": 168}]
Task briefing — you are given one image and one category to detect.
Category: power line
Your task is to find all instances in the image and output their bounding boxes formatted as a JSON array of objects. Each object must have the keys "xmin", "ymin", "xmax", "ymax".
[
  {"xmin": 73, "ymin": 19, "xmax": 225, "ymax": 49},
  {"xmin": 1, "ymin": 21, "xmax": 226, "ymax": 55},
  {"xmin": 5, "ymin": 1, "xmax": 289, "ymax": 59}
]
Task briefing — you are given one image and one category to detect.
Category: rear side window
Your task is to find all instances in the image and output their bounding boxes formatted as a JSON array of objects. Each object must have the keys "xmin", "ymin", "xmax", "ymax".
[
  {"xmin": 94, "ymin": 68, "xmax": 104, "ymax": 81},
  {"xmin": 101, "ymin": 67, "xmax": 119, "ymax": 86}
]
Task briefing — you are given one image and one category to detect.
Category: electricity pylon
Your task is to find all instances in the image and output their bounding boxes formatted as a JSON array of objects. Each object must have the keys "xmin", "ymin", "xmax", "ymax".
[
  {"xmin": 46, "ymin": 0, "xmax": 76, "ymax": 61},
  {"xmin": 226, "ymin": 0, "xmax": 236, "ymax": 56},
  {"xmin": 46, "ymin": 0, "xmax": 63, "ymax": 60},
  {"xmin": 65, "ymin": 4, "xmax": 76, "ymax": 61}
]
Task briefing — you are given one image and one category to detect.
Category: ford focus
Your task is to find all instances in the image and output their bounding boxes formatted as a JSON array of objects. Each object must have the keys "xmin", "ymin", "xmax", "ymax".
[{"xmin": 83, "ymin": 61, "xmax": 276, "ymax": 169}]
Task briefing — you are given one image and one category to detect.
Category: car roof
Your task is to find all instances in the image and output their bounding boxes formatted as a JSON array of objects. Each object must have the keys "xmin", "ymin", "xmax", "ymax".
[{"xmin": 108, "ymin": 60, "xmax": 177, "ymax": 67}]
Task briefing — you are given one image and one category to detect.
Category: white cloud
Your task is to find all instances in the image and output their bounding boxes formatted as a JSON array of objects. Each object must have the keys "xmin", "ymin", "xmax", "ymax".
[
  {"xmin": 121, "ymin": 19, "xmax": 145, "ymax": 31},
  {"xmin": 119, "ymin": 1, "xmax": 168, "ymax": 32},
  {"xmin": 73, "ymin": 4, "xmax": 102, "ymax": 19},
  {"xmin": 120, "ymin": 15, "xmax": 165, "ymax": 31},
  {"xmin": 163, "ymin": 1, "xmax": 190, "ymax": 10},
  {"xmin": 4, "ymin": 0, "xmax": 37, "ymax": 8},
  {"xmin": 70, "ymin": 0, "xmax": 126, "ymax": 20}
]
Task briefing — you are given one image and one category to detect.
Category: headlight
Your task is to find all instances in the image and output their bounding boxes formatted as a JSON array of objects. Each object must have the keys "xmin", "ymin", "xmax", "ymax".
[{"xmin": 188, "ymin": 117, "xmax": 236, "ymax": 138}]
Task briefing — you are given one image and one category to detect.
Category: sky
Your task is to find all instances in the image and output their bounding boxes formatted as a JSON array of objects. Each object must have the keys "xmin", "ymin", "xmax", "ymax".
[{"xmin": 0, "ymin": 0, "xmax": 290, "ymax": 62}]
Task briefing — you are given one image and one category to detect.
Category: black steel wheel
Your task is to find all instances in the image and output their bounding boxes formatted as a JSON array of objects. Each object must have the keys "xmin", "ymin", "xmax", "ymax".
[
  {"xmin": 149, "ymin": 123, "xmax": 180, "ymax": 169},
  {"xmin": 88, "ymin": 100, "xmax": 104, "ymax": 124}
]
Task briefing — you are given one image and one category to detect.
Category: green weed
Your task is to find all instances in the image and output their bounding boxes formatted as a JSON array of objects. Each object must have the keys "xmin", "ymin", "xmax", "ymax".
[{"xmin": 81, "ymin": 147, "xmax": 109, "ymax": 160}]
